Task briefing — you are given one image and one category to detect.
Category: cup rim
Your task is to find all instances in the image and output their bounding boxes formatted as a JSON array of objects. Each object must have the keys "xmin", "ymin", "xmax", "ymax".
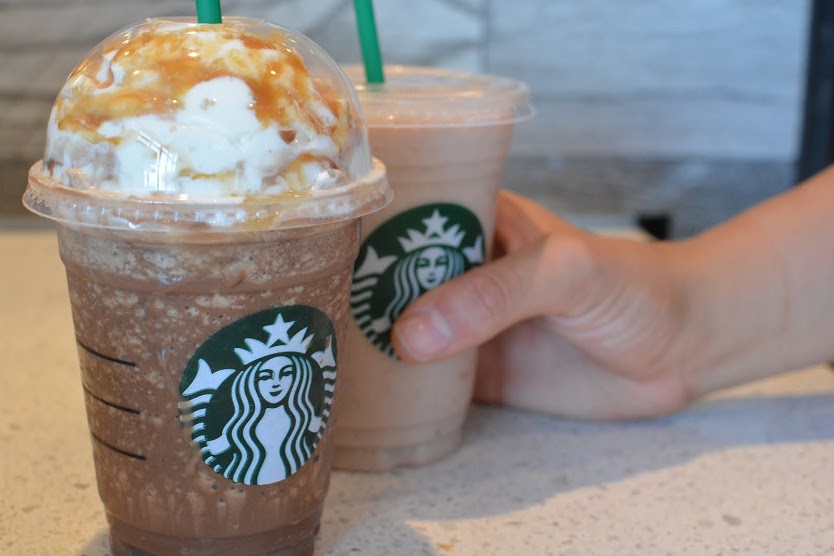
[
  {"xmin": 342, "ymin": 65, "xmax": 535, "ymax": 128},
  {"xmin": 23, "ymin": 158, "xmax": 391, "ymax": 234}
]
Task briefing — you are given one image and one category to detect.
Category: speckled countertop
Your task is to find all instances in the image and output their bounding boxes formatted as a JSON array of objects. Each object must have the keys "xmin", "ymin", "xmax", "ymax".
[{"xmin": 3, "ymin": 230, "xmax": 834, "ymax": 556}]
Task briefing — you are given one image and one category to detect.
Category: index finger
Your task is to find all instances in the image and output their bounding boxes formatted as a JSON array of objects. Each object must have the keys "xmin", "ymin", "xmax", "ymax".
[{"xmin": 496, "ymin": 189, "xmax": 580, "ymax": 253}]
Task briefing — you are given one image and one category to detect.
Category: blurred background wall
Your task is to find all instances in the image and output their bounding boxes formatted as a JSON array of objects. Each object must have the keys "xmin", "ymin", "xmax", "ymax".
[{"xmin": 0, "ymin": 0, "xmax": 810, "ymax": 236}]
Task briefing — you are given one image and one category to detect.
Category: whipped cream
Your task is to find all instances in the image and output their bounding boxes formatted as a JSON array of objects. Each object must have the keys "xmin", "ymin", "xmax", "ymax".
[{"xmin": 44, "ymin": 21, "xmax": 362, "ymax": 198}]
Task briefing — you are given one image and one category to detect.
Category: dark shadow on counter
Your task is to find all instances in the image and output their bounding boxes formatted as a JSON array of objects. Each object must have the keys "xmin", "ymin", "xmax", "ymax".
[{"xmin": 76, "ymin": 529, "xmax": 109, "ymax": 556}]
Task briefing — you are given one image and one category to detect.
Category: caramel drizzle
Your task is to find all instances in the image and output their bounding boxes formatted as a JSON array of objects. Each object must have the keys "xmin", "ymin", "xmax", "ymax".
[{"xmin": 56, "ymin": 24, "xmax": 351, "ymax": 151}]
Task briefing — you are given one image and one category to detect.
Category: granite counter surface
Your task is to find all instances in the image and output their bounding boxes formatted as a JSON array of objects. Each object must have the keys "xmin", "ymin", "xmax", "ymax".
[{"xmin": 3, "ymin": 230, "xmax": 834, "ymax": 555}]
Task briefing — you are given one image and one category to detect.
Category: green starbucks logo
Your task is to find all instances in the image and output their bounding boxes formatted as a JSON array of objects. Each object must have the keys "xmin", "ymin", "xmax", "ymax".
[
  {"xmin": 179, "ymin": 306, "xmax": 336, "ymax": 485},
  {"xmin": 351, "ymin": 203, "xmax": 484, "ymax": 357}
]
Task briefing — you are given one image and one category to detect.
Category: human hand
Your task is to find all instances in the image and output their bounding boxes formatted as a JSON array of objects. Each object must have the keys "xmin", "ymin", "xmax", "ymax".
[{"xmin": 391, "ymin": 190, "xmax": 701, "ymax": 420}]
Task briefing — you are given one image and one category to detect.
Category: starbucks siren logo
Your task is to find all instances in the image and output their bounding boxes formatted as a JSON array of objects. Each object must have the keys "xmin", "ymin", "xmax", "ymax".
[
  {"xmin": 351, "ymin": 203, "xmax": 484, "ymax": 357},
  {"xmin": 179, "ymin": 306, "xmax": 336, "ymax": 486}
]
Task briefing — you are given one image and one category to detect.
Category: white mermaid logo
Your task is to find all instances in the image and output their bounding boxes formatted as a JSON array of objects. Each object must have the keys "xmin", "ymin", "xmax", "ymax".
[
  {"xmin": 179, "ymin": 310, "xmax": 336, "ymax": 485},
  {"xmin": 351, "ymin": 206, "xmax": 484, "ymax": 357}
]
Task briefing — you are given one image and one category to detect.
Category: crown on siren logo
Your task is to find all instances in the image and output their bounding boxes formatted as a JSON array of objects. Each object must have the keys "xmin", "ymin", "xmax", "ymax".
[
  {"xmin": 398, "ymin": 209, "xmax": 465, "ymax": 250},
  {"xmin": 233, "ymin": 313, "xmax": 335, "ymax": 367}
]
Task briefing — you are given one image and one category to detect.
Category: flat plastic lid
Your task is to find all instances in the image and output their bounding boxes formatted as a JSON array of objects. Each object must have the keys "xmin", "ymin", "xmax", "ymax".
[{"xmin": 343, "ymin": 65, "xmax": 534, "ymax": 127}]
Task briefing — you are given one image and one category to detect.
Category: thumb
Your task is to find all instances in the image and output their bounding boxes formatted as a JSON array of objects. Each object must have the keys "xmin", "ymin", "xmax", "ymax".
[{"xmin": 391, "ymin": 234, "xmax": 598, "ymax": 362}]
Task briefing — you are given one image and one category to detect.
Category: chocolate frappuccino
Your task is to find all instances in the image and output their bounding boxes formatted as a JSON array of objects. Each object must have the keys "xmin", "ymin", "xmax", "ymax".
[{"xmin": 23, "ymin": 17, "xmax": 390, "ymax": 556}]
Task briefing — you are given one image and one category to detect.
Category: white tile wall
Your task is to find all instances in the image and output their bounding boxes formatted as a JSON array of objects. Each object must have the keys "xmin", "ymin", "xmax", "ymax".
[
  {"xmin": 511, "ymin": 97, "xmax": 801, "ymax": 158},
  {"xmin": 487, "ymin": 0, "xmax": 809, "ymax": 158}
]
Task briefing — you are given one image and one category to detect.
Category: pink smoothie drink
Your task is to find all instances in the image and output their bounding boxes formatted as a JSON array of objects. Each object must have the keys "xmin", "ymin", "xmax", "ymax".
[{"xmin": 335, "ymin": 66, "xmax": 532, "ymax": 471}]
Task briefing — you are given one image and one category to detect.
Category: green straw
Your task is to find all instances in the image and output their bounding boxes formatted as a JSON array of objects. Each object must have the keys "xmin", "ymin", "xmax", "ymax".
[
  {"xmin": 196, "ymin": 0, "xmax": 222, "ymax": 24},
  {"xmin": 353, "ymin": 0, "xmax": 384, "ymax": 83}
]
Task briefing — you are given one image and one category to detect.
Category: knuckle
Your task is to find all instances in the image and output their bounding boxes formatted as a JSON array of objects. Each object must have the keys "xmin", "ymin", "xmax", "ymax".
[
  {"xmin": 536, "ymin": 233, "xmax": 605, "ymax": 315},
  {"xmin": 541, "ymin": 233, "xmax": 598, "ymax": 283}
]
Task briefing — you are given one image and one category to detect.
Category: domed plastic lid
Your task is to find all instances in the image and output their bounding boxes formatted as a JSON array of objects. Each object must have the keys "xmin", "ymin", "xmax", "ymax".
[
  {"xmin": 24, "ymin": 17, "xmax": 390, "ymax": 233},
  {"xmin": 343, "ymin": 65, "xmax": 534, "ymax": 127}
]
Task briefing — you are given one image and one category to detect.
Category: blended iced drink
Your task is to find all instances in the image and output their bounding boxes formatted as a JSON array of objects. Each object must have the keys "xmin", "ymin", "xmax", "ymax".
[
  {"xmin": 334, "ymin": 66, "xmax": 531, "ymax": 471},
  {"xmin": 23, "ymin": 18, "xmax": 390, "ymax": 555}
]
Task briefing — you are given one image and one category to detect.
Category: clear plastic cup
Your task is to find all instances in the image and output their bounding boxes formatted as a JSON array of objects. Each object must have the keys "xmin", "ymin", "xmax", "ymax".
[
  {"xmin": 335, "ymin": 65, "xmax": 532, "ymax": 471},
  {"xmin": 23, "ymin": 18, "xmax": 389, "ymax": 555}
]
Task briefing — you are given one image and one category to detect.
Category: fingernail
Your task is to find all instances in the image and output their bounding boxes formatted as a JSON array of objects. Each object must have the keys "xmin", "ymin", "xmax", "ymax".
[{"xmin": 394, "ymin": 308, "xmax": 453, "ymax": 360}]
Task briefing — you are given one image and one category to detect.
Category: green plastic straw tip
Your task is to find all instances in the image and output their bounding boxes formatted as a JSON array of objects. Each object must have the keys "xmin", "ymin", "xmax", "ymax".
[
  {"xmin": 196, "ymin": 0, "xmax": 222, "ymax": 24},
  {"xmin": 353, "ymin": 0, "xmax": 384, "ymax": 84}
]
